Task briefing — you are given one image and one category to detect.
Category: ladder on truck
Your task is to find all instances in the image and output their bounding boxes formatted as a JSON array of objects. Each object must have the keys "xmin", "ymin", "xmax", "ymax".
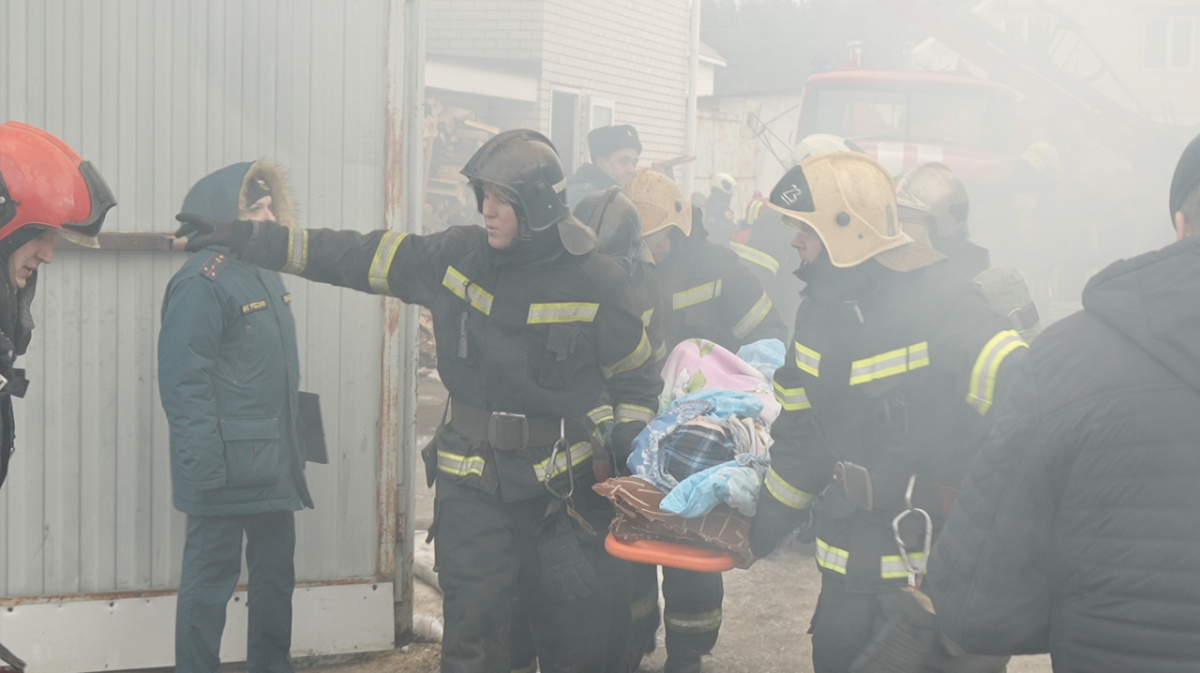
[{"xmin": 876, "ymin": 0, "xmax": 1178, "ymax": 167}]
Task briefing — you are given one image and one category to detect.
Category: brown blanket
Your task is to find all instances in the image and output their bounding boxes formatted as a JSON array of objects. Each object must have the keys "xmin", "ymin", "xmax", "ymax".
[{"xmin": 593, "ymin": 476, "xmax": 755, "ymax": 567}]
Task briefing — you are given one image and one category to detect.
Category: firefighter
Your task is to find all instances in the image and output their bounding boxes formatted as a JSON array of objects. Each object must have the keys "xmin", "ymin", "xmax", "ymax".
[
  {"xmin": 621, "ymin": 167, "xmax": 787, "ymax": 673},
  {"xmin": 895, "ymin": 161, "xmax": 989, "ymax": 278},
  {"xmin": 749, "ymin": 152, "xmax": 1025, "ymax": 673},
  {"xmin": 174, "ymin": 129, "xmax": 660, "ymax": 673},
  {"xmin": 566, "ymin": 124, "xmax": 642, "ymax": 208},
  {"xmin": 628, "ymin": 167, "xmax": 786, "ymax": 354},
  {"xmin": 897, "ymin": 162, "xmax": 1043, "ymax": 340},
  {"xmin": 731, "ymin": 134, "xmax": 862, "ymax": 326},
  {"xmin": 704, "ymin": 172, "xmax": 738, "ymax": 245},
  {"xmin": 0, "ymin": 121, "xmax": 116, "ymax": 670}
]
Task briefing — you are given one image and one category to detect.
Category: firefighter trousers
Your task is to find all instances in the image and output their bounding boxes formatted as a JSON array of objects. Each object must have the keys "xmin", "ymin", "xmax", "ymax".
[
  {"xmin": 434, "ymin": 477, "xmax": 631, "ymax": 673},
  {"xmin": 627, "ymin": 563, "xmax": 723, "ymax": 673},
  {"xmin": 175, "ymin": 511, "xmax": 296, "ymax": 673}
]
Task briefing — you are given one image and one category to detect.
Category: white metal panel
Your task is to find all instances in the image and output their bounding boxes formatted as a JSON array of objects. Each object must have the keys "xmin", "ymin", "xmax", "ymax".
[
  {"xmin": 0, "ymin": 0, "xmax": 395, "ymax": 606},
  {"xmin": 0, "ymin": 582, "xmax": 395, "ymax": 673}
]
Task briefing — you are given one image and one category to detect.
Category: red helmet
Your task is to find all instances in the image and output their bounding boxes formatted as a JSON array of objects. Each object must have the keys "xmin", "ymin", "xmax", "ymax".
[{"xmin": 0, "ymin": 121, "xmax": 115, "ymax": 248}]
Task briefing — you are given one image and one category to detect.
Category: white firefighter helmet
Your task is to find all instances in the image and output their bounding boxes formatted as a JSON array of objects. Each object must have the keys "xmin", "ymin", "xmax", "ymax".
[
  {"xmin": 625, "ymin": 167, "xmax": 692, "ymax": 238},
  {"xmin": 711, "ymin": 172, "xmax": 736, "ymax": 194},
  {"xmin": 766, "ymin": 152, "xmax": 943, "ymax": 271},
  {"xmin": 895, "ymin": 162, "xmax": 970, "ymax": 242}
]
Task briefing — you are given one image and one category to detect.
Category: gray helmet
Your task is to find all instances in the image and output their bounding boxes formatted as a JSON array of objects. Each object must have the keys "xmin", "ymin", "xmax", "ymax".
[
  {"xmin": 573, "ymin": 187, "xmax": 649, "ymax": 269},
  {"xmin": 460, "ymin": 129, "xmax": 569, "ymax": 235},
  {"xmin": 895, "ymin": 162, "xmax": 970, "ymax": 243}
]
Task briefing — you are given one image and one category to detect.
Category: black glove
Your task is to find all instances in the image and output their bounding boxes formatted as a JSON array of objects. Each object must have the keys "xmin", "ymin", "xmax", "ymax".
[
  {"xmin": 174, "ymin": 213, "xmax": 253, "ymax": 254},
  {"xmin": 536, "ymin": 505, "xmax": 597, "ymax": 602},
  {"xmin": 608, "ymin": 420, "xmax": 644, "ymax": 475},
  {"xmin": 749, "ymin": 495, "xmax": 809, "ymax": 559}
]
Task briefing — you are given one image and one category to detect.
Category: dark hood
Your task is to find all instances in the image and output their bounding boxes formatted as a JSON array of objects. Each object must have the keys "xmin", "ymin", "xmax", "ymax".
[
  {"xmin": 1082, "ymin": 236, "xmax": 1200, "ymax": 394},
  {"xmin": 180, "ymin": 159, "xmax": 296, "ymax": 228}
]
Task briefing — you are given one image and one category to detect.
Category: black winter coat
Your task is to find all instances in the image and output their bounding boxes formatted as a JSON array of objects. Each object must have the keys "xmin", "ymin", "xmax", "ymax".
[{"xmin": 925, "ymin": 236, "xmax": 1200, "ymax": 673}]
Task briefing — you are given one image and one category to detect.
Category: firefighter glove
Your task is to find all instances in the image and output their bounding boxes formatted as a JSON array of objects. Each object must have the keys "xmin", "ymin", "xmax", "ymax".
[
  {"xmin": 175, "ymin": 213, "xmax": 253, "ymax": 255},
  {"xmin": 537, "ymin": 506, "xmax": 597, "ymax": 602},
  {"xmin": 608, "ymin": 420, "xmax": 644, "ymax": 472}
]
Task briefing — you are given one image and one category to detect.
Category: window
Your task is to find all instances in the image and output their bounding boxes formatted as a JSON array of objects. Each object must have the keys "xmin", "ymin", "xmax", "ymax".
[
  {"xmin": 550, "ymin": 90, "xmax": 581, "ymax": 170},
  {"xmin": 589, "ymin": 97, "xmax": 615, "ymax": 130},
  {"xmin": 1144, "ymin": 16, "xmax": 1195, "ymax": 70}
]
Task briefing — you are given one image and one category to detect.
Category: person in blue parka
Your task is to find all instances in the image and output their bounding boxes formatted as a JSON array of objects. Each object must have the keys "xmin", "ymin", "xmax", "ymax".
[{"xmin": 158, "ymin": 159, "xmax": 312, "ymax": 673}]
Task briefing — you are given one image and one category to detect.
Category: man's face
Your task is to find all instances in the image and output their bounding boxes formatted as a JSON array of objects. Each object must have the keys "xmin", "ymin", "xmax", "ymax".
[
  {"xmin": 787, "ymin": 217, "xmax": 825, "ymax": 264},
  {"xmin": 245, "ymin": 195, "xmax": 277, "ymax": 223},
  {"xmin": 482, "ymin": 186, "xmax": 520, "ymax": 250},
  {"xmin": 596, "ymin": 148, "xmax": 640, "ymax": 187},
  {"xmin": 8, "ymin": 228, "xmax": 55, "ymax": 289},
  {"xmin": 644, "ymin": 228, "xmax": 672, "ymax": 263}
]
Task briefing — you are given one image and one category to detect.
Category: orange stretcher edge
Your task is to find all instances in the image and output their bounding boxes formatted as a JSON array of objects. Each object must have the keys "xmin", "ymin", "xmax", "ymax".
[{"xmin": 604, "ymin": 532, "xmax": 738, "ymax": 572}]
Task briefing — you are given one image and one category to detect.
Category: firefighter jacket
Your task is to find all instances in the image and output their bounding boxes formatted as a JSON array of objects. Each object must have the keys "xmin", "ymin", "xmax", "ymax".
[
  {"xmin": 753, "ymin": 257, "xmax": 1025, "ymax": 592},
  {"xmin": 238, "ymin": 222, "xmax": 662, "ymax": 501},
  {"xmin": 925, "ymin": 236, "xmax": 1200, "ymax": 672},
  {"xmin": 729, "ymin": 208, "xmax": 803, "ymax": 327},
  {"xmin": 655, "ymin": 226, "xmax": 788, "ymax": 354}
]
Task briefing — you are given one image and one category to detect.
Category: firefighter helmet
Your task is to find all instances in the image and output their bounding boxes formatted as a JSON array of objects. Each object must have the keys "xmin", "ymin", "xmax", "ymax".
[
  {"xmin": 711, "ymin": 172, "xmax": 736, "ymax": 194},
  {"xmin": 573, "ymin": 187, "xmax": 651, "ymax": 267},
  {"xmin": 766, "ymin": 152, "xmax": 943, "ymax": 271},
  {"xmin": 625, "ymin": 168, "xmax": 692, "ymax": 238},
  {"xmin": 790, "ymin": 133, "xmax": 864, "ymax": 166},
  {"xmin": 0, "ymin": 121, "xmax": 115, "ymax": 249},
  {"xmin": 461, "ymin": 129, "xmax": 570, "ymax": 234},
  {"xmin": 895, "ymin": 162, "xmax": 970, "ymax": 243}
]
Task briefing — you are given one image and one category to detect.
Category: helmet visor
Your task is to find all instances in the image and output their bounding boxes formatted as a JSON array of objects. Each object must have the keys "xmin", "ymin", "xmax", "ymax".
[{"xmin": 62, "ymin": 161, "xmax": 116, "ymax": 237}]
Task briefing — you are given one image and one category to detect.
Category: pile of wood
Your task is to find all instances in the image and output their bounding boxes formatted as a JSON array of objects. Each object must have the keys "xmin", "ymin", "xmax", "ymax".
[{"xmin": 424, "ymin": 98, "xmax": 498, "ymax": 232}]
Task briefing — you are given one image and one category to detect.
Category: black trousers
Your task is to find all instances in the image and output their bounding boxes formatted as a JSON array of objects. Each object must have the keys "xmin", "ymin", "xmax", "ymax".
[
  {"xmin": 175, "ymin": 511, "xmax": 296, "ymax": 673},
  {"xmin": 435, "ymin": 477, "xmax": 631, "ymax": 673},
  {"xmin": 627, "ymin": 563, "xmax": 723, "ymax": 673}
]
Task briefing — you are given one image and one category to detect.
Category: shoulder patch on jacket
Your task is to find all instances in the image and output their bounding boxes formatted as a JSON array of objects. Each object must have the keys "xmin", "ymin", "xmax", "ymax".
[{"xmin": 199, "ymin": 253, "xmax": 230, "ymax": 280}]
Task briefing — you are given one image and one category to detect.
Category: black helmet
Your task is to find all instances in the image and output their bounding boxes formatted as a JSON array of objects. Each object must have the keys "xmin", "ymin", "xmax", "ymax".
[
  {"xmin": 573, "ymin": 187, "xmax": 649, "ymax": 270},
  {"xmin": 460, "ymin": 129, "xmax": 569, "ymax": 235}
]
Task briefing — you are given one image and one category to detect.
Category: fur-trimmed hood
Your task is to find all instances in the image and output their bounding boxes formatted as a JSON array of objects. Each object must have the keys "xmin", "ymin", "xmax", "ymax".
[{"xmin": 180, "ymin": 158, "xmax": 296, "ymax": 228}]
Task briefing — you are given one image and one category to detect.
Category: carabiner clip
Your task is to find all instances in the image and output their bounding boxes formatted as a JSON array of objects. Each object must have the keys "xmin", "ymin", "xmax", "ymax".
[
  {"xmin": 891, "ymin": 475, "xmax": 933, "ymax": 588},
  {"xmin": 544, "ymin": 419, "xmax": 575, "ymax": 501}
]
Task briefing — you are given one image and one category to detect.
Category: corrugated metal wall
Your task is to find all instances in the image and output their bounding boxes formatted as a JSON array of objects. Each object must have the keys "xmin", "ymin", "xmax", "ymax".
[{"xmin": 0, "ymin": 0, "xmax": 393, "ymax": 596}]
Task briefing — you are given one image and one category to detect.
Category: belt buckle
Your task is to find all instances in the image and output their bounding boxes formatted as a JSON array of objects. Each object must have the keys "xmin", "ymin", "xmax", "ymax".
[{"xmin": 488, "ymin": 412, "xmax": 529, "ymax": 451}]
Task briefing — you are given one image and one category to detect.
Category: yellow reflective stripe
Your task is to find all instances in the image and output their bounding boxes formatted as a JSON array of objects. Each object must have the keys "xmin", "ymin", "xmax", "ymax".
[
  {"xmin": 794, "ymin": 341, "xmax": 821, "ymax": 377},
  {"xmin": 967, "ymin": 330, "xmax": 1027, "ymax": 415},
  {"xmin": 368, "ymin": 231, "xmax": 407, "ymax": 295},
  {"xmin": 849, "ymin": 341, "xmax": 930, "ymax": 386},
  {"xmin": 881, "ymin": 552, "xmax": 927, "ymax": 579},
  {"xmin": 815, "ymin": 538, "xmax": 848, "ymax": 574},
  {"xmin": 603, "ymin": 330, "xmax": 652, "ymax": 379},
  {"xmin": 535, "ymin": 441, "xmax": 593, "ymax": 482},
  {"xmin": 733, "ymin": 292, "xmax": 774, "ymax": 339},
  {"xmin": 672, "ymin": 279, "xmax": 722, "ymax": 310},
  {"xmin": 615, "ymin": 403, "xmax": 654, "ymax": 425},
  {"xmin": 730, "ymin": 241, "xmax": 780, "ymax": 274},
  {"xmin": 631, "ymin": 592, "xmax": 658, "ymax": 620},
  {"xmin": 653, "ymin": 341, "xmax": 668, "ymax": 363},
  {"xmin": 663, "ymin": 608, "xmax": 722, "ymax": 634},
  {"xmin": 527, "ymin": 302, "xmax": 599, "ymax": 324},
  {"xmin": 764, "ymin": 467, "xmax": 815, "ymax": 510},
  {"xmin": 441, "ymin": 266, "xmax": 494, "ymax": 315},
  {"xmin": 437, "ymin": 449, "xmax": 485, "ymax": 477},
  {"xmin": 282, "ymin": 228, "xmax": 308, "ymax": 274},
  {"xmin": 773, "ymin": 380, "xmax": 812, "ymax": 411},
  {"xmin": 748, "ymin": 200, "xmax": 764, "ymax": 222},
  {"xmin": 587, "ymin": 405, "xmax": 614, "ymax": 426},
  {"xmin": 641, "ymin": 307, "xmax": 654, "ymax": 327}
]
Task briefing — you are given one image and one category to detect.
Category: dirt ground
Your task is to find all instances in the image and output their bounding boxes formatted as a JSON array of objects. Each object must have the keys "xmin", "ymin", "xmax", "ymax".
[{"xmin": 305, "ymin": 375, "xmax": 1052, "ymax": 673}]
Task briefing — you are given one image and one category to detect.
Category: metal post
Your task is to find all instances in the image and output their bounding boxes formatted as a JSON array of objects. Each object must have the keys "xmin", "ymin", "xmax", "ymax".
[{"xmin": 683, "ymin": 0, "xmax": 702, "ymax": 196}]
